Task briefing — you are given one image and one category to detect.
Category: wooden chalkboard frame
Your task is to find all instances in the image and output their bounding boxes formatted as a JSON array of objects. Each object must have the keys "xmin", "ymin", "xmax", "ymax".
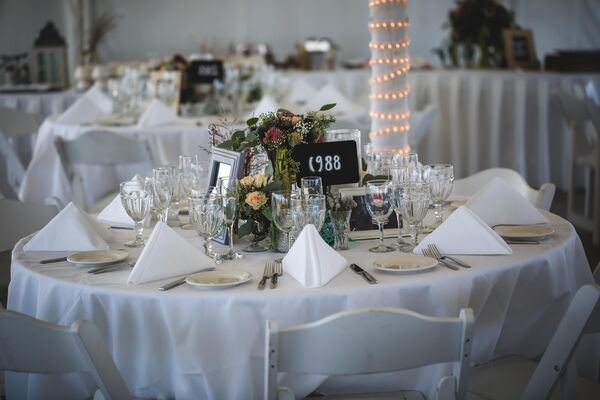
[{"xmin": 504, "ymin": 28, "xmax": 537, "ymax": 69}]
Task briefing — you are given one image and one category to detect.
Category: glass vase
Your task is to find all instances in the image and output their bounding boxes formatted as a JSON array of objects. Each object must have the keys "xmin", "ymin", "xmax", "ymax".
[
  {"xmin": 329, "ymin": 210, "xmax": 352, "ymax": 251},
  {"xmin": 243, "ymin": 219, "xmax": 269, "ymax": 253}
]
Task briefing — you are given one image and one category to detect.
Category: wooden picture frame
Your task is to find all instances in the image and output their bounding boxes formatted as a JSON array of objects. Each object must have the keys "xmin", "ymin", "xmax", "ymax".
[
  {"xmin": 339, "ymin": 187, "xmax": 398, "ymax": 240},
  {"xmin": 504, "ymin": 29, "xmax": 537, "ymax": 69},
  {"xmin": 208, "ymin": 147, "xmax": 245, "ymax": 244}
]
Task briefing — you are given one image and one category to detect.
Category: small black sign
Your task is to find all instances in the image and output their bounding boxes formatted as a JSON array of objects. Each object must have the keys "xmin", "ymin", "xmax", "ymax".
[
  {"xmin": 512, "ymin": 36, "xmax": 531, "ymax": 62},
  {"xmin": 188, "ymin": 60, "xmax": 224, "ymax": 84},
  {"xmin": 292, "ymin": 140, "xmax": 360, "ymax": 187}
]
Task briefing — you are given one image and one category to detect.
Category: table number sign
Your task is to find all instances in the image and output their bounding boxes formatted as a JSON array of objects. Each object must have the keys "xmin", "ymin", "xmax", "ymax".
[
  {"xmin": 188, "ymin": 60, "xmax": 225, "ymax": 84},
  {"xmin": 292, "ymin": 140, "xmax": 360, "ymax": 187}
]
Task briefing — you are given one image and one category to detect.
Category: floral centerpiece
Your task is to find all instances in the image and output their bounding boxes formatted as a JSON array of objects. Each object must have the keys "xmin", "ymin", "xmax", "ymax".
[{"xmin": 236, "ymin": 174, "xmax": 281, "ymax": 252}]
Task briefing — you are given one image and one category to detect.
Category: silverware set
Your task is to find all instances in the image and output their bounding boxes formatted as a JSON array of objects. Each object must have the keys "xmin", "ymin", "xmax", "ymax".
[
  {"xmin": 349, "ymin": 263, "xmax": 378, "ymax": 284},
  {"xmin": 87, "ymin": 262, "xmax": 135, "ymax": 275},
  {"xmin": 258, "ymin": 261, "xmax": 283, "ymax": 290},
  {"xmin": 423, "ymin": 244, "xmax": 471, "ymax": 271}
]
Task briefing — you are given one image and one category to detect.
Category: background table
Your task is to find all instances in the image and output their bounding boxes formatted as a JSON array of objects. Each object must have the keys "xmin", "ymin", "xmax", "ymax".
[
  {"xmin": 18, "ymin": 117, "xmax": 214, "ymax": 207},
  {"xmin": 0, "ymin": 90, "xmax": 80, "ymax": 119},
  {"xmin": 7, "ymin": 212, "xmax": 597, "ymax": 399}
]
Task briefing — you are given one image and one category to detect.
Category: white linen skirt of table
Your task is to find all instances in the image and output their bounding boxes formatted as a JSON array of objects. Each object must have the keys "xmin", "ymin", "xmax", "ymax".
[
  {"xmin": 18, "ymin": 118, "xmax": 212, "ymax": 207},
  {"xmin": 6, "ymin": 212, "xmax": 597, "ymax": 400},
  {"xmin": 0, "ymin": 90, "xmax": 80, "ymax": 119}
]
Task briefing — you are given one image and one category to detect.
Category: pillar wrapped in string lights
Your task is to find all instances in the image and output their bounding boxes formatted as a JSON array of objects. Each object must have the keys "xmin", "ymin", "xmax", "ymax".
[{"xmin": 368, "ymin": 0, "xmax": 411, "ymax": 154}]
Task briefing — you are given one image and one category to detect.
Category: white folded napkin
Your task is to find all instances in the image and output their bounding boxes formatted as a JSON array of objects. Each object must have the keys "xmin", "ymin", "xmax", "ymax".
[
  {"xmin": 305, "ymin": 83, "xmax": 354, "ymax": 116},
  {"xmin": 466, "ymin": 177, "xmax": 550, "ymax": 227},
  {"xmin": 285, "ymin": 79, "xmax": 317, "ymax": 106},
  {"xmin": 85, "ymin": 83, "xmax": 113, "ymax": 114},
  {"xmin": 414, "ymin": 206, "xmax": 512, "ymax": 255},
  {"xmin": 24, "ymin": 202, "xmax": 113, "ymax": 252},
  {"xmin": 127, "ymin": 222, "xmax": 213, "ymax": 285},
  {"xmin": 136, "ymin": 98, "xmax": 178, "ymax": 128},
  {"xmin": 283, "ymin": 224, "xmax": 348, "ymax": 288},
  {"xmin": 96, "ymin": 175, "xmax": 150, "ymax": 228},
  {"xmin": 56, "ymin": 96, "xmax": 108, "ymax": 125},
  {"xmin": 252, "ymin": 95, "xmax": 279, "ymax": 116}
]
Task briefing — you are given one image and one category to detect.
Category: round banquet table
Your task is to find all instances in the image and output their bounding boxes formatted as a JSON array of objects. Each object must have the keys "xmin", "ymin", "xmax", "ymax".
[
  {"xmin": 17, "ymin": 117, "xmax": 216, "ymax": 208},
  {"xmin": 6, "ymin": 212, "xmax": 598, "ymax": 399}
]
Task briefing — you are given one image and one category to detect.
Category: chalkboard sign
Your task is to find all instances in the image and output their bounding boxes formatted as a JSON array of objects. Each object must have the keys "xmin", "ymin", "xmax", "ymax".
[
  {"xmin": 188, "ymin": 60, "xmax": 224, "ymax": 84},
  {"xmin": 292, "ymin": 140, "xmax": 360, "ymax": 187}
]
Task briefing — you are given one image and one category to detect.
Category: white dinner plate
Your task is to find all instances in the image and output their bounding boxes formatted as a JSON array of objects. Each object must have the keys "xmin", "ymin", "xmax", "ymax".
[
  {"xmin": 95, "ymin": 116, "xmax": 137, "ymax": 126},
  {"xmin": 373, "ymin": 255, "xmax": 438, "ymax": 273},
  {"xmin": 67, "ymin": 250, "xmax": 128, "ymax": 267},
  {"xmin": 186, "ymin": 270, "xmax": 252, "ymax": 289},
  {"xmin": 493, "ymin": 225, "xmax": 555, "ymax": 240}
]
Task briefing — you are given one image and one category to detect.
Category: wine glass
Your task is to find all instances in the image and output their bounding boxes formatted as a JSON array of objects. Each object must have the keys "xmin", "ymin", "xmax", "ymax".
[
  {"xmin": 300, "ymin": 176, "xmax": 323, "ymax": 196},
  {"xmin": 271, "ymin": 191, "xmax": 295, "ymax": 252},
  {"xmin": 390, "ymin": 183, "xmax": 413, "ymax": 252},
  {"xmin": 400, "ymin": 182, "xmax": 431, "ymax": 251},
  {"xmin": 303, "ymin": 194, "xmax": 327, "ymax": 230},
  {"xmin": 188, "ymin": 191, "xmax": 223, "ymax": 262},
  {"xmin": 424, "ymin": 164, "xmax": 454, "ymax": 227},
  {"xmin": 190, "ymin": 160, "xmax": 210, "ymax": 190},
  {"xmin": 152, "ymin": 167, "xmax": 173, "ymax": 223},
  {"xmin": 120, "ymin": 179, "xmax": 152, "ymax": 247},
  {"xmin": 165, "ymin": 165, "xmax": 183, "ymax": 226},
  {"xmin": 365, "ymin": 180, "xmax": 395, "ymax": 253},
  {"xmin": 179, "ymin": 155, "xmax": 197, "ymax": 229},
  {"xmin": 217, "ymin": 177, "xmax": 242, "ymax": 260}
]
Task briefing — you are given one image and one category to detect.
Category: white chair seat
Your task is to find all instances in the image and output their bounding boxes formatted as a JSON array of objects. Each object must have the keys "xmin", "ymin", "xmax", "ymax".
[{"xmin": 468, "ymin": 356, "xmax": 600, "ymax": 400}]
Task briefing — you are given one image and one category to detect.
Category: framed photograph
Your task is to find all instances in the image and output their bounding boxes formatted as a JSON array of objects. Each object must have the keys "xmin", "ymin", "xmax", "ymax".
[
  {"xmin": 339, "ymin": 187, "xmax": 398, "ymax": 240},
  {"xmin": 504, "ymin": 29, "xmax": 537, "ymax": 69},
  {"xmin": 208, "ymin": 147, "xmax": 245, "ymax": 244}
]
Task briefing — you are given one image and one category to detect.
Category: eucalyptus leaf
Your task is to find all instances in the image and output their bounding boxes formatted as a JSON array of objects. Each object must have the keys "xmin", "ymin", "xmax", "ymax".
[
  {"xmin": 277, "ymin": 108, "xmax": 292, "ymax": 114},
  {"xmin": 261, "ymin": 207, "xmax": 273, "ymax": 222},
  {"xmin": 319, "ymin": 103, "xmax": 336, "ymax": 111},
  {"xmin": 246, "ymin": 132, "xmax": 258, "ymax": 142},
  {"xmin": 238, "ymin": 220, "xmax": 253, "ymax": 237},
  {"xmin": 232, "ymin": 130, "xmax": 246, "ymax": 141},
  {"xmin": 217, "ymin": 139, "xmax": 234, "ymax": 149},
  {"xmin": 246, "ymin": 117, "xmax": 259, "ymax": 126}
]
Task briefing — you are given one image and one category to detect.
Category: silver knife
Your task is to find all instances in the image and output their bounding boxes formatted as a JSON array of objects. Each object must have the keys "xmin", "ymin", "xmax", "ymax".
[
  {"xmin": 158, "ymin": 267, "xmax": 216, "ymax": 291},
  {"xmin": 40, "ymin": 256, "xmax": 68, "ymax": 264},
  {"xmin": 88, "ymin": 262, "xmax": 135, "ymax": 274},
  {"xmin": 349, "ymin": 264, "xmax": 378, "ymax": 284}
]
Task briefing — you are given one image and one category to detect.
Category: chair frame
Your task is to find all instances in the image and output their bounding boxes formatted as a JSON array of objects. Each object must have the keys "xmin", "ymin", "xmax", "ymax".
[
  {"xmin": 265, "ymin": 307, "xmax": 474, "ymax": 400},
  {"xmin": 452, "ymin": 167, "xmax": 556, "ymax": 211},
  {"xmin": 0, "ymin": 307, "xmax": 130, "ymax": 400},
  {"xmin": 54, "ymin": 130, "xmax": 155, "ymax": 210}
]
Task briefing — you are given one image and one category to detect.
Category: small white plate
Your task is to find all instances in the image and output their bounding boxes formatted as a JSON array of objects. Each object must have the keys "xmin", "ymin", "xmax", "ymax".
[
  {"xmin": 67, "ymin": 250, "xmax": 128, "ymax": 267},
  {"xmin": 373, "ymin": 255, "xmax": 438, "ymax": 273},
  {"xmin": 95, "ymin": 116, "xmax": 136, "ymax": 126},
  {"xmin": 186, "ymin": 270, "xmax": 252, "ymax": 289},
  {"xmin": 494, "ymin": 225, "xmax": 555, "ymax": 240}
]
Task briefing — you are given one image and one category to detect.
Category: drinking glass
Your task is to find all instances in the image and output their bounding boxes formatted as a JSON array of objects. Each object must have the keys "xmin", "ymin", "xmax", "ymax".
[
  {"xmin": 424, "ymin": 164, "xmax": 455, "ymax": 227},
  {"xmin": 152, "ymin": 167, "xmax": 173, "ymax": 223},
  {"xmin": 300, "ymin": 176, "xmax": 323, "ymax": 196},
  {"xmin": 120, "ymin": 179, "xmax": 152, "ymax": 247},
  {"xmin": 365, "ymin": 180, "xmax": 395, "ymax": 253},
  {"xmin": 217, "ymin": 177, "xmax": 242, "ymax": 260},
  {"xmin": 400, "ymin": 183, "xmax": 431, "ymax": 251},
  {"xmin": 191, "ymin": 160, "xmax": 210, "ymax": 190},
  {"xmin": 164, "ymin": 165, "xmax": 183, "ymax": 225},
  {"xmin": 178, "ymin": 155, "xmax": 197, "ymax": 229},
  {"xmin": 188, "ymin": 191, "xmax": 223, "ymax": 262},
  {"xmin": 390, "ymin": 183, "xmax": 412, "ymax": 252},
  {"xmin": 271, "ymin": 191, "xmax": 295, "ymax": 252},
  {"xmin": 303, "ymin": 194, "xmax": 327, "ymax": 230}
]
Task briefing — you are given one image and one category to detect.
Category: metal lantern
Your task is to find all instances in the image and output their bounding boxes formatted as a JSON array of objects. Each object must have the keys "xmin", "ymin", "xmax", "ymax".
[{"xmin": 30, "ymin": 22, "xmax": 68, "ymax": 89}]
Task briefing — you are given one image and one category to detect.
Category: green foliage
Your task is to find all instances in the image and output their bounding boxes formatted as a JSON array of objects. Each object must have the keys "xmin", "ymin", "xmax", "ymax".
[{"xmin": 319, "ymin": 103, "xmax": 336, "ymax": 111}]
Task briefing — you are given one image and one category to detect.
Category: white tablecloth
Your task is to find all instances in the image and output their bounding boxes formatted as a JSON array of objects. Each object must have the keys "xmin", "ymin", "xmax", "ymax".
[
  {"xmin": 0, "ymin": 90, "xmax": 80, "ymax": 119},
  {"xmin": 283, "ymin": 69, "xmax": 600, "ymax": 190},
  {"xmin": 18, "ymin": 118, "xmax": 213, "ymax": 207},
  {"xmin": 7, "ymin": 212, "xmax": 597, "ymax": 399}
]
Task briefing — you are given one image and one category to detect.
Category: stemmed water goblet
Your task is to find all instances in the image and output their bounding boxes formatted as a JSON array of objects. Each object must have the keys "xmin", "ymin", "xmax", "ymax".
[
  {"xmin": 300, "ymin": 176, "xmax": 323, "ymax": 196},
  {"xmin": 179, "ymin": 155, "xmax": 197, "ymax": 229},
  {"xmin": 399, "ymin": 182, "xmax": 431, "ymax": 251},
  {"xmin": 424, "ymin": 164, "xmax": 454, "ymax": 227},
  {"xmin": 365, "ymin": 180, "xmax": 395, "ymax": 253},
  {"xmin": 271, "ymin": 191, "xmax": 295, "ymax": 252},
  {"xmin": 152, "ymin": 167, "xmax": 173, "ymax": 223},
  {"xmin": 119, "ymin": 179, "xmax": 153, "ymax": 247},
  {"xmin": 217, "ymin": 177, "xmax": 242, "ymax": 260},
  {"xmin": 188, "ymin": 189, "xmax": 223, "ymax": 263},
  {"xmin": 164, "ymin": 165, "xmax": 183, "ymax": 226}
]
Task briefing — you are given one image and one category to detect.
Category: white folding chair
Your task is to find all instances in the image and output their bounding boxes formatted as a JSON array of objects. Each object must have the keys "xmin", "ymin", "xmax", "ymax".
[
  {"xmin": 0, "ymin": 306, "xmax": 131, "ymax": 400},
  {"xmin": 451, "ymin": 168, "xmax": 556, "ymax": 211},
  {"xmin": 54, "ymin": 130, "xmax": 154, "ymax": 211},
  {"xmin": 0, "ymin": 106, "xmax": 41, "ymax": 199},
  {"xmin": 467, "ymin": 284, "xmax": 600, "ymax": 400},
  {"xmin": 265, "ymin": 307, "xmax": 474, "ymax": 400},
  {"xmin": 555, "ymin": 91, "xmax": 600, "ymax": 245}
]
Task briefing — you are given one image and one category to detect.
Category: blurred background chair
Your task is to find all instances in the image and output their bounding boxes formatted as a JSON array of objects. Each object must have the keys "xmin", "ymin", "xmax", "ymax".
[
  {"xmin": 467, "ymin": 284, "xmax": 600, "ymax": 399},
  {"xmin": 555, "ymin": 90, "xmax": 599, "ymax": 245},
  {"xmin": 452, "ymin": 167, "xmax": 556, "ymax": 211},
  {"xmin": 54, "ymin": 131, "xmax": 154, "ymax": 212},
  {"xmin": 0, "ymin": 305, "xmax": 131, "ymax": 400},
  {"xmin": 264, "ymin": 307, "xmax": 473, "ymax": 399},
  {"xmin": 0, "ymin": 107, "xmax": 42, "ymax": 199}
]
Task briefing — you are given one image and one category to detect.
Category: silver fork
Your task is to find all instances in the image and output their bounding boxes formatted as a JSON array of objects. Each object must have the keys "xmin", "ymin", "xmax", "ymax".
[
  {"xmin": 428, "ymin": 244, "xmax": 471, "ymax": 269},
  {"xmin": 423, "ymin": 247, "xmax": 459, "ymax": 271},
  {"xmin": 270, "ymin": 261, "xmax": 283, "ymax": 289},
  {"xmin": 257, "ymin": 262, "xmax": 273, "ymax": 290}
]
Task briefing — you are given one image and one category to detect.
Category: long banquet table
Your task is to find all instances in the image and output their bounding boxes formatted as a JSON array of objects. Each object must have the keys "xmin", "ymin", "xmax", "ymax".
[
  {"xmin": 7, "ymin": 211, "xmax": 598, "ymax": 399},
  {"xmin": 0, "ymin": 90, "xmax": 80, "ymax": 119}
]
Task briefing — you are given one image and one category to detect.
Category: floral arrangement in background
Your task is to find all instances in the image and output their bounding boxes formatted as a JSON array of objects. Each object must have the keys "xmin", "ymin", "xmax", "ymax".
[
  {"xmin": 327, "ymin": 194, "xmax": 357, "ymax": 212},
  {"xmin": 236, "ymin": 174, "xmax": 281, "ymax": 240},
  {"xmin": 433, "ymin": 0, "xmax": 514, "ymax": 68}
]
